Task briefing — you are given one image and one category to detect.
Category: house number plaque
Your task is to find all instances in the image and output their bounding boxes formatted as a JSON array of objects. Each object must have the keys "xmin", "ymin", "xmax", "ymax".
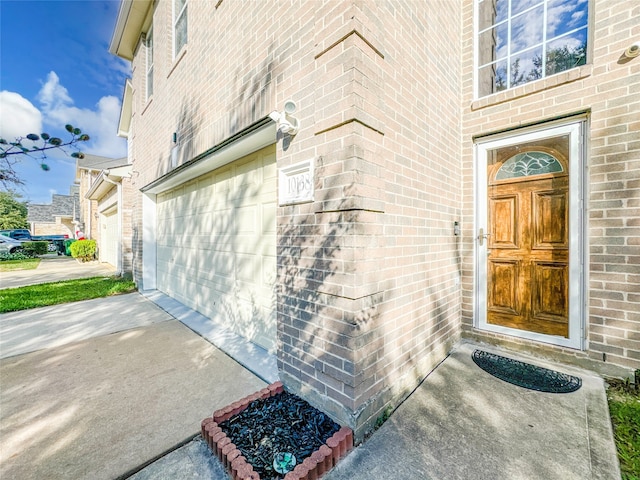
[{"xmin": 279, "ymin": 159, "xmax": 314, "ymax": 205}]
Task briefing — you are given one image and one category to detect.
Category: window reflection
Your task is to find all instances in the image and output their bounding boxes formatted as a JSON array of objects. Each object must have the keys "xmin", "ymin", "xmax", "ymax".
[{"xmin": 477, "ymin": 0, "xmax": 588, "ymax": 97}]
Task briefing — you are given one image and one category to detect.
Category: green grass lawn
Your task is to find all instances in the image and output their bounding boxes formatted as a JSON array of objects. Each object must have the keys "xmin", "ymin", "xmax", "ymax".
[
  {"xmin": 0, "ymin": 258, "xmax": 41, "ymax": 272},
  {"xmin": 0, "ymin": 276, "xmax": 137, "ymax": 313},
  {"xmin": 607, "ymin": 378, "xmax": 640, "ymax": 480}
]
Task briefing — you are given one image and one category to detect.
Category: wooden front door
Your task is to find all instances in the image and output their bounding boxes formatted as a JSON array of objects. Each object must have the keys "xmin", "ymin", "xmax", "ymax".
[{"xmin": 485, "ymin": 135, "xmax": 570, "ymax": 337}]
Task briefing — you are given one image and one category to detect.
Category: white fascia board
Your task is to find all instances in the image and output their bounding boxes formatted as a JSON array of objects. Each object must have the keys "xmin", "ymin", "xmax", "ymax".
[
  {"xmin": 142, "ymin": 120, "xmax": 276, "ymax": 195},
  {"xmin": 110, "ymin": 0, "xmax": 152, "ymax": 60},
  {"xmin": 86, "ymin": 165, "xmax": 131, "ymax": 201},
  {"xmin": 117, "ymin": 79, "xmax": 133, "ymax": 138}
]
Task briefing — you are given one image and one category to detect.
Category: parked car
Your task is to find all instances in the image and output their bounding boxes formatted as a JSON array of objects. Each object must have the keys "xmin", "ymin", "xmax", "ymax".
[
  {"xmin": 0, "ymin": 235, "xmax": 25, "ymax": 254},
  {"xmin": 0, "ymin": 229, "xmax": 32, "ymax": 240}
]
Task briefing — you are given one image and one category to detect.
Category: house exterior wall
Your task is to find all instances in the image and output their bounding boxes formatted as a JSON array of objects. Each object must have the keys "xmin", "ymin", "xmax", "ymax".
[
  {"xmin": 122, "ymin": 0, "xmax": 462, "ymax": 440},
  {"xmin": 77, "ymin": 168, "xmax": 99, "ymax": 240},
  {"xmin": 460, "ymin": 0, "xmax": 640, "ymax": 375},
  {"xmin": 117, "ymin": 0, "xmax": 637, "ymax": 442},
  {"xmin": 30, "ymin": 221, "xmax": 74, "ymax": 237},
  {"xmin": 121, "ymin": 177, "xmax": 134, "ymax": 275},
  {"xmin": 27, "ymin": 192, "xmax": 79, "ymax": 237},
  {"xmin": 277, "ymin": 1, "xmax": 463, "ymax": 438}
]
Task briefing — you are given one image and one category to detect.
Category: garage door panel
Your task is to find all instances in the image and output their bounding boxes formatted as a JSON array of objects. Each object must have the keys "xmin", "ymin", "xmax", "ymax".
[
  {"xmin": 157, "ymin": 245, "xmax": 174, "ymax": 264},
  {"xmin": 211, "ymin": 207, "xmax": 234, "ymax": 233},
  {"xmin": 262, "ymin": 203, "xmax": 276, "ymax": 234},
  {"xmin": 157, "ymin": 144, "xmax": 276, "ymax": 353},
  {"xmin": 214, "ymin": 167, "xmax": 232, "ymax": 192},
  {"xmin": 236, "ymin": 252, "xmax": 259, "ymax": 283},
  {"xmin": 198, "ymin": 255, "xmax": 235, "ymax": 280},
  {"xmin": 101, "ymin": 211, "xmax": 118, "ymax": 267},
  {"xmin": 262, "ymin": 255, "xmax": 276, "ymax": 284},
  {"xmin": 236, "ymin": 156, "xmax": 260, "ymax": 187},
  {"xmin": 198, "ymin": 275, "xmax": 234, "ymax": 294},
  {"xmin": 234, "ymin": 234, "xmax": 261, "ymax": 254},
  {"xmin": 262, "ymin": 154, "xmax": 277, "ymax": 179},
  {"xmin": 237, "ymin": 205, "xmax": 257, "ymax": 234}
]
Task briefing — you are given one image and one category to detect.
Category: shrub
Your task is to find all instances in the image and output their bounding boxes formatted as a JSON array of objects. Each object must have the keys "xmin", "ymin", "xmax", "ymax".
[
  {"xmin": 69, "ymin": 239, "xmax": 97, "ymax": 262},
  {"xmin": 0, "ymin": 251, "xmax": 34, "ymax": 261},
  {"xmin": 21, "ymin": 241, "xmax": 49, "ymax": 256}
]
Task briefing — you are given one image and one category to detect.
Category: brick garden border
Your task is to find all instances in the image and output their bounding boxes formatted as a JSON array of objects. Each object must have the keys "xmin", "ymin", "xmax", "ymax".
[{"xmin": 201, "ymin": 381, "xmax": 353, "ymax": 480}]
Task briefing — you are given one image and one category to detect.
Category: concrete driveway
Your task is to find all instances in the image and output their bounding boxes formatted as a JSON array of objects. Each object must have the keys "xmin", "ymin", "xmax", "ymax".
[
  {"xmin": 0, "ymin": 292, "xmax": 265, "ymax": 480},
  {"xmin": 0, "ymin": 255, "xmax": 116, "ymax": 289}
]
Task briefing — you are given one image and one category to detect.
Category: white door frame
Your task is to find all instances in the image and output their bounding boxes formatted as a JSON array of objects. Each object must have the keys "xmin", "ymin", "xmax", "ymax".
[{"xmin": 474, "ymin": 118, "xmax": 586, "ymax": 350}]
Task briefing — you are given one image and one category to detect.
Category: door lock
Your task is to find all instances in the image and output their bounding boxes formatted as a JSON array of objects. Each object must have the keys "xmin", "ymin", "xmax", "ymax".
[{"xmin": 477, "ymin": 228, "xmax": 491, "ymax": 246}]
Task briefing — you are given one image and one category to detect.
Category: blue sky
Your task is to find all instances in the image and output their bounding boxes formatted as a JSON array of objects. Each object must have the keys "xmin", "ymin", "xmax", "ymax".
[{"xmin": 0, "ymin": 0, "xmax": 129, "ymax": 204}]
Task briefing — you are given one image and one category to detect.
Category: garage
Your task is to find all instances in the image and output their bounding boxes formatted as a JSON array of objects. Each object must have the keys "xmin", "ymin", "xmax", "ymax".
[
  {"xmin": 155, "ymin": 145, "xmax": 277, "ymax": 352},
  {"xmin": 101, "ymin": 208, "xmax": 118, "ymax": 267}
]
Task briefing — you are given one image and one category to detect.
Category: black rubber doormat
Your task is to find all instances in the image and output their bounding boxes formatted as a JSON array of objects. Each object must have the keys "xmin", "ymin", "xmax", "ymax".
[{"xmin": 472, "ymin": 349, "xmax": 582, "ymax": 393}]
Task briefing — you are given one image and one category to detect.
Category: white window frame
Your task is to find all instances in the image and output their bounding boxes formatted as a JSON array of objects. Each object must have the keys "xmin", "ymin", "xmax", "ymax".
[
  {"xmin": 173, "ymin": 0, "xmax": 188, "ymax": 58},
  {"xmin": 474, "ymin": 117, "xmax": 587, "ymax": 350},
  {"xmin": 474, "ymin": 0, "xmax": 589, "ymax": 99},
  {"xmin": 145, "ymin": 27, "xmax": 153, "ymax": 100}
]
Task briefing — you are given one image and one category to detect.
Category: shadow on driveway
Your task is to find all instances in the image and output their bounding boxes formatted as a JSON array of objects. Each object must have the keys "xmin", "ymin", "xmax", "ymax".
[{"xmin": 0, "ymin": 315, "xmax": 265, "ymax": 480}]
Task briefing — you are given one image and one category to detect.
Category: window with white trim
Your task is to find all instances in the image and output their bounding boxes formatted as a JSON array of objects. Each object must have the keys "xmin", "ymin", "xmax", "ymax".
[
  {"xmin": 146, "ymin": 27, "xmax": 153, "ymax": 100},
  {"xmin": 173, "ymin": 0, "xmax": 187, "ymax": 57},
  {"xmin": 477, "ymin": 0, "xmax": 588, "ymax": 97}
]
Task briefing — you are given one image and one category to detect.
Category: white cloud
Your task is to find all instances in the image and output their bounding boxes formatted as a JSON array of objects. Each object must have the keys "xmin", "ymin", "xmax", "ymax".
[
  {"xmin": 0, "ymin": 91, "xmax": 43, "ymax": 140},
  {"xmin": 37, "ymin": 71, "xmax": 126, "ymax": 158}
]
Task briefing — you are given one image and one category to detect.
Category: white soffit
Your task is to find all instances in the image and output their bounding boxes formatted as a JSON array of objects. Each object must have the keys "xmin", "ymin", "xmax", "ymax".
[
  {"xmin": 117, "ymin": 79, "xmax": 133, "ymax": 138},
  {"xmin": 110, "ymin": 0, "xmax": 152, "ymax": 60},
  {"xmin": 142, "ymin": 121, "xmax": 276, "ymax": 195},
  {"xmin": 86, "ymin": 165, "xmax": 132, "ymax": 201}
]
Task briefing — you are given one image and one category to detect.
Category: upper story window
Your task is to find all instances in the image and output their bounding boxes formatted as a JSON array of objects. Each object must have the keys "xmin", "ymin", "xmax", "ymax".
[
  {"xmin": 173, "ymin": 0, "xmax": 188, "ymax": 57},
  {"xmin": 146, "ymin": 27, "xmax": 153, "ymax": 100},
  {"xmin": 477, "ymin": 0, "xmax": 588, "ymax": 97}
]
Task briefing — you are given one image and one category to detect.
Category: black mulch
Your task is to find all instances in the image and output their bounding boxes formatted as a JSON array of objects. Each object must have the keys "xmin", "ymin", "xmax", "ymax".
[
  {"xmin": 219, "ymin": 391, "xmax": 339, "ymax": 479},
  {"xmin": 472, "ymin": 349, "xmax": 582, "ymax": 393}
]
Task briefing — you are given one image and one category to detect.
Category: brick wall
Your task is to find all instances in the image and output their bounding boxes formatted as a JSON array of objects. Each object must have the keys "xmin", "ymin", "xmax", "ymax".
[
  {"xmin": 120, "ymin": 176, "xmax": 134, "ymax": 275},
  {"xmin": 31, "ymin": 222, "xmax": 74, "ymax": 237},
  {"xmin": 124, "ymin": 0, "xmax": 463, "ymax": 440},
  {"xmin": 77, "ymin": 169, "xmax": 98, "ymax": 240},
  {"xmin": 121, "ymin": 0, "xmax": 638, "ymax": 443},
  {"xmin": 460, "ymin": 0, "xmax": 640, "ymax": 375},
  {"xmin": 277, "ymin": 0, "xmax": 463, "ymax": 439}
]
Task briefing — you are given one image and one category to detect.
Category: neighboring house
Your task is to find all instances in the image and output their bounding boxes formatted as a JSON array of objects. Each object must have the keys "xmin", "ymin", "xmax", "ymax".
[
  {"xmin": 76, "ymin": 154, "xmax": 134, "ymax": 273},
  {"xmin": 110, "ymin": 0, "xmax": 639, "ymax": 440},
  {"xmin": 27, "ymin": 187, "xmax": 79, "ymax": 237}
]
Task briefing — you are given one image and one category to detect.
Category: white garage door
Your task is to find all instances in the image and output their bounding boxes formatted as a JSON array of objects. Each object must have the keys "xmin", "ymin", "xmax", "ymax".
[
  {"xmin": 156, "ymin": 145, "xmax": 277, "ymax": 352},
  {"xmin": 101, "ymin": 209, "xmax": 118, "ymax": 267}
]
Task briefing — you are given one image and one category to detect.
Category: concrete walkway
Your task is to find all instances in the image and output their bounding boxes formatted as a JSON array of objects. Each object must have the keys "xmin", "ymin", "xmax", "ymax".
[
  {"xmin": 132, "ymin": 341, "xmax": 620, "ymax": 480},
  {"xmin": 0, "ymin": 255, "xmax": 116, "ymax": 289},
  {"xmin": 0, "ymin": 261, "xmax": 620, "ymax": 479},
  {"xmin": 324, "ymin": 342, "xmax": 620, "ymax": 480},
  {"xmin": 0, "ymin": 295, "xmax": 265, "ymax": 480}
]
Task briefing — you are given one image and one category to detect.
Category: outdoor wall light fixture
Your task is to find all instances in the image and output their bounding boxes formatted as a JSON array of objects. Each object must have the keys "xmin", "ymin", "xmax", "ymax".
[
  {"xmin": 269, "ymin": 100, "xmax": 299, "ymax": 136},
  {"xmin": 172, "ymin": 132, "xmax": 178, "ymax": 143},
  {"xmin": 624, "ymin": 41, "xmax": 640, "ymax": 59}
]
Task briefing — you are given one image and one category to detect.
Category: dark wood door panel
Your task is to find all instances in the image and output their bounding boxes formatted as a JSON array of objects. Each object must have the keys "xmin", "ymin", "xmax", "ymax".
[
  {"xmin": 532, "ymin": 188, "xmax": 569, "ymax": 249},
  {"xmin": 486, "ymin": 137, "xmax": 570, "ymax": 338},
  {"xmin": 488, "ymin": 259, "xmax": 520, "ymax": 315},
  {"xmin": 532, "ymin": 261, "xmax": 569, "ymax": 319},
  {"xmin": 489, "ymin": 195, "xmax": 518, "ymax": 248}
]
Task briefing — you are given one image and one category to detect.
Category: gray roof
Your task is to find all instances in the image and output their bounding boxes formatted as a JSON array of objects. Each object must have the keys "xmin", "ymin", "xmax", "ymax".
[
  {"xmin": 77, "ymin": 154, "xmax": 128, "ymax": 171},
  {"xmin": 27, "ymin": 192, "xmax": 79, "ymax": 222}
]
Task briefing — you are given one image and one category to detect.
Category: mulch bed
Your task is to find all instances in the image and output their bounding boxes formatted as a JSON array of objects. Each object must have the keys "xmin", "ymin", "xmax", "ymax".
[
  {"xmin": 202, "ymin": 382, "xmax": 353, "ymax": 480},
  {"xmin": 220, "ymin": 391, "xmax": 339, "ymax": 478}
]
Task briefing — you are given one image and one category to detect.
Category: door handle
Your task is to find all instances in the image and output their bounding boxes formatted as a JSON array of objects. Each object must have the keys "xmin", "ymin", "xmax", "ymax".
[{"xmin": 477, "ymin": 228, "xmax": 491, "ymax": 246}]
